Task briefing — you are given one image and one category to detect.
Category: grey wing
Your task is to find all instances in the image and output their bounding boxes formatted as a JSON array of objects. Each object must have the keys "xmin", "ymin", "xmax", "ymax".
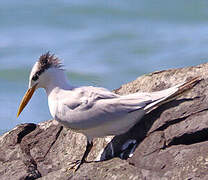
[{"xmin": 58, "ymin": 86, "xmax": 153, "ymax": 130}]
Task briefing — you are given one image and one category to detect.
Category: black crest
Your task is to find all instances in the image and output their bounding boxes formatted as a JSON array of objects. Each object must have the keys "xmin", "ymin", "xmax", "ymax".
[{"xmin": 32, "ymin": 52, "xmax": 63, "ymax": 81}]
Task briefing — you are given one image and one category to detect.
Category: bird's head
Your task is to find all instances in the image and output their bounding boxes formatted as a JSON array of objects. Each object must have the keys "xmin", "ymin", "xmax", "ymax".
[{"xmin": 17, "ymin": 52, "xmax": 62, "ymax": 117}]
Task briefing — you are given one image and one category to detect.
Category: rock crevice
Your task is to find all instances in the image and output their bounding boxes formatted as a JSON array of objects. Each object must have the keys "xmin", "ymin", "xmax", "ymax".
[{"xmin": 1, "ymin": 63, "xmax": 208, "ymax": 179}]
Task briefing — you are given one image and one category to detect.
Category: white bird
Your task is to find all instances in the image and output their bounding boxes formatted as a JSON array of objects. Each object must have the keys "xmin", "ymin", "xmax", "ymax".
[{"xmin": 17, "ymin": 52, "xmax": 199, "ymax": 171}]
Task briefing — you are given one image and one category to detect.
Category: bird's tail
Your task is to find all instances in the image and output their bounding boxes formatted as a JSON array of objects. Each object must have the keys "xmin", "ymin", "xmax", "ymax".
[{"xmin": 144, "ymin": 76, "xmax": 201, "ymax": 112}]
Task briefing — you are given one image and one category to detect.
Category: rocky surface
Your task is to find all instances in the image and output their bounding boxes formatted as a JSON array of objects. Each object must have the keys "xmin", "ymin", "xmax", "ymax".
[{"xmin": 1, "ymin": 63, "xmax": 208, "ymax": 180}]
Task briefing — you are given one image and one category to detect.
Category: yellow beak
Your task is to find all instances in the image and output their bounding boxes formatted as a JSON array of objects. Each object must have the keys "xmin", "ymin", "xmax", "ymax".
[{"xmin": 17, "ymin": 84, "xmax": 38, "ymax": 118}]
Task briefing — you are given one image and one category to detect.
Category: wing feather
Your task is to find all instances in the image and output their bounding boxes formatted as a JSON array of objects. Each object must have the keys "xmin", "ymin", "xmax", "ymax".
[{"xmin": 56, "ymin": 86, "xmax": 152, "ymax": 130}]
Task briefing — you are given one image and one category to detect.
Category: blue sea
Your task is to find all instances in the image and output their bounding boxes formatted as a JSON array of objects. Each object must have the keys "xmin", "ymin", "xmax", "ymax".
[{"xmin": 1, "ymin": 0, "xmax": 208, "ymax": 134}]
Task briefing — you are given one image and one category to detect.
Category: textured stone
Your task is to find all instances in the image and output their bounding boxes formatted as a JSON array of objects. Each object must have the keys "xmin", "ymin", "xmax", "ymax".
[{"xmin": 1, "ymin": 63, "xmax": 208, "ymax": 179}]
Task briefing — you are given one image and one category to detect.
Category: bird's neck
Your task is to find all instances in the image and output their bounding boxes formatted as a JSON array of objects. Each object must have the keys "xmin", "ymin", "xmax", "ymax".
[{"xmin": 44, "ymin": 69, "xmax": 73, "ymax": 97}]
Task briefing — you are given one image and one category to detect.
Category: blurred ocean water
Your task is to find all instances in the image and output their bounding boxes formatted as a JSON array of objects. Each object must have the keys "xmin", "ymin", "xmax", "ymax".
[{"xmin": 0, "ymin": 0, "xmax": 208, "ymax": 134}]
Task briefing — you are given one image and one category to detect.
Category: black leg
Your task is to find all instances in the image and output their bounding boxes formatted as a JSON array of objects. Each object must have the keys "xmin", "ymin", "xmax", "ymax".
[
  {"xmin": 81, "ymin": 140, "xmax": 93, "ymax": 163},
  {"xmin": 69, "ymin": 139, "xmax": 93, "ymax": 172}
]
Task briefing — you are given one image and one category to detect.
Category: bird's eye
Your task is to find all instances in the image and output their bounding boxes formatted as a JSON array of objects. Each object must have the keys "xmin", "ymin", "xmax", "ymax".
[{"xmin": 32, "ymin": 74, "xmax": 39, "ymax": 81}]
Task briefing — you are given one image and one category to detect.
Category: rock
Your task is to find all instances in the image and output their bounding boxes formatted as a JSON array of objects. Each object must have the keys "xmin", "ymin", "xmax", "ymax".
[{"xmin": 1, "ymin": 63, "xmax": 208, "ymax": 179}]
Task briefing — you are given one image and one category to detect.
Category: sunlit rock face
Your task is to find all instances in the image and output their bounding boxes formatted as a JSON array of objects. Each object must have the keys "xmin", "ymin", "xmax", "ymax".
[{"xmin": 1, "ymin": 63, "xmax": 208, "ymax": 180}]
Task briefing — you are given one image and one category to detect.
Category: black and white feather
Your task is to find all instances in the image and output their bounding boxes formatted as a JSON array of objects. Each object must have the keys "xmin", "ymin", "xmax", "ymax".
[{"xmin": 32, "ymin": 52, "xmax": 63, "ymax": 81}]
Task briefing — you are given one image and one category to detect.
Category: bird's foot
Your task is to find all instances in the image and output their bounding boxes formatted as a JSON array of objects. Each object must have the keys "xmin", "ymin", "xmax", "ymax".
[{"xmin": 67, "ymin": 159, "xmax": 85, "ymax": 173}]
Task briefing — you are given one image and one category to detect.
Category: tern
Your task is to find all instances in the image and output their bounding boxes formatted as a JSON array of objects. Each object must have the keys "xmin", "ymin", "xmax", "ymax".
[{"xmin": 17, "ymin": 52, "xmax": 199, "ymax": 171}]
